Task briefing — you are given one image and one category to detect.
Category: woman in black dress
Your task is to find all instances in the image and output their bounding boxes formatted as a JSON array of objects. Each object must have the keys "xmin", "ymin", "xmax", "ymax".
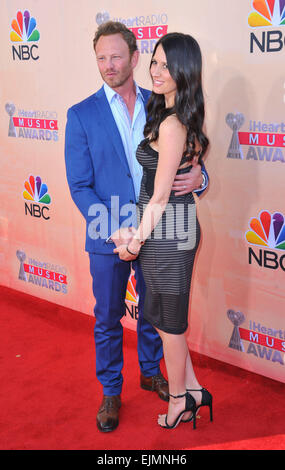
[{"xmin": 115, "ymin": 32, "xmax": 212, "ymax": 429}]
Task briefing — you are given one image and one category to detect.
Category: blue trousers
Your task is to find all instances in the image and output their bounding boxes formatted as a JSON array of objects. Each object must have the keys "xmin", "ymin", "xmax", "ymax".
[{"xmin": 89, "ymin": 253, "xmax": 163, "ymax": 396}]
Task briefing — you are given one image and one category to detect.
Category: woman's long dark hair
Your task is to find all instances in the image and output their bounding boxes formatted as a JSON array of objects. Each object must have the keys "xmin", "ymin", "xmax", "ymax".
[{"xmin": 144, "ymin": 32, "xmax": 209, "ymax": 162}]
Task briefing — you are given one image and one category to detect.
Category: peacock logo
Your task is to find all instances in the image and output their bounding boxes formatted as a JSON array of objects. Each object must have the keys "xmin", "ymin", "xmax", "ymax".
[
  {"xmin": 125, "ymin": 273, "xmax": 138, "ymax": 304},
  {"xmin": 248, "ymin": 0, "xmax": 285, "ymax": 27},
  {"xmin": 10, "ymin": 10, "xmax": 40, "ymax": 42},
  {"xmin": 23, "ymin": 175, "xmax": 51, "ymax": 205},
  {"xmin": 246, "ymin": 210, "xmax": 285, "ymax": 251}
]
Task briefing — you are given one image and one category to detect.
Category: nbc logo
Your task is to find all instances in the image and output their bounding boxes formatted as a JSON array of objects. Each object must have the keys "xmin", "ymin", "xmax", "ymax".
[
  {"xmin": 23, "ymin": 175, "xmax": 51, "ymax": 220},
  {"xmin": 246, "ymin": 210, "xmax": 285, "ymax": 271},
  {"xmin": 246, "ymin": 210, "xmax": 285, "ymax": 250},
  {"xmin": 125, "ymin": 273, "xmax": 139, "ymax": 320},
  {"xmin": 248, "ymin": 0, "xmax": 285, "ymax": 27},
  {"xmin": 248, "ymin": 0, "xmax": 285, "ymax": 53},
  {"xmin": 10, "ymin": 10, "xmax": 40, "ymax": 60}
]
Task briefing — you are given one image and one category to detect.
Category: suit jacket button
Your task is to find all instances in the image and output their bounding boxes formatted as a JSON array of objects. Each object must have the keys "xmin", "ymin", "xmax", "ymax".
[
  {"xmin": 130, "ymin": 199, "xmax": 134, "ymax": 204},
  {"xmin": 127, "ymin": 173, "xmax": 131, "ymax": 178}
]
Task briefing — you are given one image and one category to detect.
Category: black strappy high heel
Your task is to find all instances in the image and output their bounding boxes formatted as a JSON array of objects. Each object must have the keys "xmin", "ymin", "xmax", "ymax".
[
  {"xmin": 182, "ymin": 388, "xmax": 213, "ymax": 424},
  {"xmin": 158, "ymin": 391, "xmax": 197, "ymax": 429}
]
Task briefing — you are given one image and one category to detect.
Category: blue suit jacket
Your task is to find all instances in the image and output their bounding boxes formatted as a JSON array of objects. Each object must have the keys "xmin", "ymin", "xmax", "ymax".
[{"xmin": 65, "ymin": 85, "xmax": 208, "ymax": 254}]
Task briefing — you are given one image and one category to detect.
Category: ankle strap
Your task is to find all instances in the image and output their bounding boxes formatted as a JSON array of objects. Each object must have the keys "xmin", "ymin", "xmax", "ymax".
[
  {"xmin": 169, "ymin": 392, "xmax": 187, "ymax": 399},
  {"xmin": 186, "ymin": 388, "xmax": 203, "ymax": 392}
]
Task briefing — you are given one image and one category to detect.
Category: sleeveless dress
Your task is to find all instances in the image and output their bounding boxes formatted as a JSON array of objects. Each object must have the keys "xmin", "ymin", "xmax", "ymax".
[{"xmin": 136, "ymin": 138, "xmax": 201, "ymax": 335}]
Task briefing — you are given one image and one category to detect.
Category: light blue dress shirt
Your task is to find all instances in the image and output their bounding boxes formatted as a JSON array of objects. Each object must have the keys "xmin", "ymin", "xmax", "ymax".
[{"xmin": 104, "ymin": 82, "xmax": 145, "ymax": 202}]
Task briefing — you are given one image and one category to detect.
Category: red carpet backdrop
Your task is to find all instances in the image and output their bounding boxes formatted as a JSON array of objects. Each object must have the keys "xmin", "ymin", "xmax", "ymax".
[{"xmin": 0, "ymin": 0, "xmax": 285, "ymax": 384}]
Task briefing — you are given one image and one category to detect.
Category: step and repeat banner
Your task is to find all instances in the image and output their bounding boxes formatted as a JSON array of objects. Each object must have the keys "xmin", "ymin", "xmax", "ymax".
[{"xmin": 0, "ymin": 0, "xmax": 284, "ymax": 383}]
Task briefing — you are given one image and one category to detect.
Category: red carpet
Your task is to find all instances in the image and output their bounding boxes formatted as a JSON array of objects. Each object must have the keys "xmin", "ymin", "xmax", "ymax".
[{"xmin": 1, "ymin": 285, "xmax": 284, "ymax": 451}]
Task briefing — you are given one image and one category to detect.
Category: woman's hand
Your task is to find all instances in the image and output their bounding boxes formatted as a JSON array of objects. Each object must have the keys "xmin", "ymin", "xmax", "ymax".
[{"xmin": 110, "ymin": 227, "xmax": 136, "ymax": 248}]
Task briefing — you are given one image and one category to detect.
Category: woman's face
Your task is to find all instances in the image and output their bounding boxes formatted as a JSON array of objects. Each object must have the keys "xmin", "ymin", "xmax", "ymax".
[{"xmin": 150, "ymin": 44, "xmax": 177, "ymax": 106}]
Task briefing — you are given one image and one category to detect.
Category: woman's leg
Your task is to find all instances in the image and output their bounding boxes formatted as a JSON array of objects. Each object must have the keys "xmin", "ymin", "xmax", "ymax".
[
  {"xmin": 182, "ymin": 350, "xmax": 202, "ymax": 420},
  {"xmin": 156, "ymin": 329, "xmax": 189, "ymax": 426}
]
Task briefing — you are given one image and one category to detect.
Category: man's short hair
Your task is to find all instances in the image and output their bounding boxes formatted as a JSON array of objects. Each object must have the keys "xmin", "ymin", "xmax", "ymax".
[{"xmin": 93, "ymin": 21, "xmax": 138, "ymax": 56}]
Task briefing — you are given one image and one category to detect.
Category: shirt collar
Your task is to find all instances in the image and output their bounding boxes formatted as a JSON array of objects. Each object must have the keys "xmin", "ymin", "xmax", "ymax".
[{"xmin": 103, "ymin": 81, "xmax": 145, "ymax": 105}]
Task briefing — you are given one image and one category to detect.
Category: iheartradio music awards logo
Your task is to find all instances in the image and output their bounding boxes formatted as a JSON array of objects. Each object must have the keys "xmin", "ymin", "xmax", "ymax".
[
  {"xmin": 5, "ymin": 103, "xmax": 59, "ymax": 142},
  {"xmin": 248, "ymin": 0, "xmax": 285, "ymax": 53},
  {"xmin": 10, "ymin": 10, "xmax": 40, "ymax": 60},
  {"xmin": 96, "ymin": 11, "xmax": 168, "ymax": 54},
  {"xmin": 226, "ymin": 112, "xmax": 285, "ymax": 163},
  {"xmin": 245, "ymin": 210, "xmax": 285, "ymax": 271},
  {"xmin": 227, "ymin": 309, "xmax": 285, "ymax": 366},
  {"xmin": 16, "ymin": 250, "xmax": 68, "ymax": 294},
  {"xmin": 23, "ymin": 175, "xmax": 52, "ymax": 220}
]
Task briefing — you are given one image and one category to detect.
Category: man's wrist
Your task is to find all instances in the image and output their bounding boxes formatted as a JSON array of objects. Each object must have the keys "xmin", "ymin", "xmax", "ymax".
[{"xmin": 193, "ymin": 173, "xmax": 206, "ymax": 192}]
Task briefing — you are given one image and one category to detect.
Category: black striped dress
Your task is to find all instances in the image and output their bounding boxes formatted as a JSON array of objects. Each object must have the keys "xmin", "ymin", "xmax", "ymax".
[{"xmin": 136, "ymin": 139, "xmax": 201, "ymax": 335}]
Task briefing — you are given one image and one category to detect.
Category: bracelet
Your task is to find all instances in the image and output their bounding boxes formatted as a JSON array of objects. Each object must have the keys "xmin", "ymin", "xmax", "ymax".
[{"xmin": 126, "ymin": 245, "xmax": 139, "ymax": 256}]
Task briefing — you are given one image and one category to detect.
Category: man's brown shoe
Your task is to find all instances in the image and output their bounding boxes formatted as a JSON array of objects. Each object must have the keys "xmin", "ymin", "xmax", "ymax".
[
  {"xmin": 96, "ymin": 395, "xmax": 121, "ymax": 432},
  {"xmin": 140, "ymin": 372, "xmax": 169, "ymax": 402}
]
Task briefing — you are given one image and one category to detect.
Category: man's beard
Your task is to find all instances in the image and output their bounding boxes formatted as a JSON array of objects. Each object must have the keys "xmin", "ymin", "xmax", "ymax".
[{"xmin": 102, "ymin": 67, "xmax": 132, "ymax": 89}]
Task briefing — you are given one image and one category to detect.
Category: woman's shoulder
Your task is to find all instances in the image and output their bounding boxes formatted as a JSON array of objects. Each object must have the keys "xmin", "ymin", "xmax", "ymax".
[{"xmin": 159, "ymin": 114, "xmax": 186, "ymax": 139}]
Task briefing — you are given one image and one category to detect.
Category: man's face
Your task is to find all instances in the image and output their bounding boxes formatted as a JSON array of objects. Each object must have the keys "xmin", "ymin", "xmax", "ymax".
[{"xmin": 95, "ymin": 33, "xmax": 138, "ymax": 90}]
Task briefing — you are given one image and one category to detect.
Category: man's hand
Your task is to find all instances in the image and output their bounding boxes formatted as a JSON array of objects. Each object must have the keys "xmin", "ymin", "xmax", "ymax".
[
  {"xmin": 110, "ymin": 227, "xmax": 136, "ymax": 248},
  {"xmin": 113, "ymin": 244, "xmax": 138, "ymax": 261},
  {"xmin": 172, "ymin": 158, "xmax": 202, "ymax": 196}
]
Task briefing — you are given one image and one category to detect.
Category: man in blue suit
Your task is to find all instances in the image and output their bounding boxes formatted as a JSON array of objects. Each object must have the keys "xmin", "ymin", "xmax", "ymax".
[{"xmin": 65, "ymin": 21, "xmax": 208, "ymax": 433}]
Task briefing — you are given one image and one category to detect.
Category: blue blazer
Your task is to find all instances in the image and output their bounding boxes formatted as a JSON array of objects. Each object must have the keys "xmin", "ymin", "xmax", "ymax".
[{"xmin": 65, "ymin": 85, "xmax": 208, "ymax": 254}]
